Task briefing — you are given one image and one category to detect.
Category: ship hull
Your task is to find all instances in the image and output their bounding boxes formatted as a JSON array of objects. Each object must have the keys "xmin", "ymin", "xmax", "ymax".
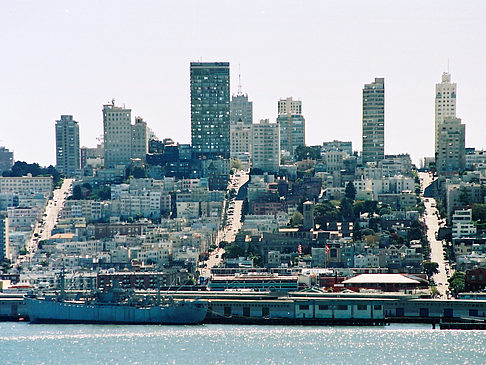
[{"xmin": 25, "ymin": 298, "xmax": 208, "ymax": 325}]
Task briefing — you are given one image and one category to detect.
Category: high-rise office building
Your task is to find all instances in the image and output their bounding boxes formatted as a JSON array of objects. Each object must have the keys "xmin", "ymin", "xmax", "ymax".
[
  {"xmin": 435, "ymin": 72, "xmax": 457, "ymax": 154},
  {"xmin": 277, "ymin": 97, "xmax": 305, "ymax": 159},
  {"xmin": 55, "ymin": 115, "xmax": 80, "ymax": 177},
  {"xmin": 362, "ymin": 77, "xmax": 385, "ymax": 164},
  {"xmin": 103, "ymin": 101, "xmax": 132, "ymax": 168},
  {"xmin": 436, "ymin": 117, "xmax": 465, "ymax": 174},
  {"xmin": 103, "ymin": 101, "xmax": 148, "ymax": 168},
  {"xmin": 0, "ymin": 212, "xmax": 9, "ymax": 261},
  {"xmin": 230, "ymin": 94, "xmax": 253, "ymax": 125},
  {"xmin": 190, "ymin": 62, "xmax": 230, "ymax": 159},
  {"xmin": 252, "ymin": 119, "xmax": 280, "ymax": 173},
  {"xmin": 0, "ymin": 147, "xmax": 14, "ymax": 174}
]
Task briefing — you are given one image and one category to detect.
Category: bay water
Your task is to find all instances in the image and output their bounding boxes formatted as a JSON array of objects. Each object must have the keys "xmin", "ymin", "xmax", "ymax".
[{"xmin": 1, "ymin": 322, "xmax": 485, "ymax": 364}]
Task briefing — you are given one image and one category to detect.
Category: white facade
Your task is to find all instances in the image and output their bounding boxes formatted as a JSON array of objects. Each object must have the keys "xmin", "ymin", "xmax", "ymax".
[
  {"xmin": 230, "ymin": 121, "xmax": 252, "ymax": 159},
  {"xmin": 103, "ymin": 102, "xmax": 132, "ymax": 168},
  {"xmin": 0, "ymin": 175, "xmax": 53, "ymax": 196},
  {"xmin": 435, "ymin": 72, "xmax": 457, "ymax": 154},
  {"xmin": 251, "ymin": 119, "xmax": 280, "ymax": 173},
  {"xmin": 353, "ymin": 176, "xmax": 414, "ymax": 200},
  {"xmin": 452, "ymin": 209, "xmax": 476, "ymax": 239},
  {"xmin": 0, "ymin": 213, "xmax": 9, "ymax": 260}
]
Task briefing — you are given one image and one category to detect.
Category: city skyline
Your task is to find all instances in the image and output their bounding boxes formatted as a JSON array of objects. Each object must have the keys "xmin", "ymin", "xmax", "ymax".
[{"xmin": 1, "ymin": 1, "xmax": 486, "ymax": 166}]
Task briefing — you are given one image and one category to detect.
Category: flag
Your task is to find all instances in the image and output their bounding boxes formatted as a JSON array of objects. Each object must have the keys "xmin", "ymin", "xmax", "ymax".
[{"xmin": 325, "ymin": 244, "xmax": 330, "ymax": 254}]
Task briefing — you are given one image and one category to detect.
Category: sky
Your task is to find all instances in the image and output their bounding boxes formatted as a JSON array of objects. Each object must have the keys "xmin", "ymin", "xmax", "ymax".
[{"xmin": 1, "ymin": 0, "xmax": 485, "ymax": 167}]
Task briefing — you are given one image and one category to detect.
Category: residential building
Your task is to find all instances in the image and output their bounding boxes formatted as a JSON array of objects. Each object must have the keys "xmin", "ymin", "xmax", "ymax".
[
  {"xmin": 0, "ymin": 175, "xmax": 53, "ymax": 196},
  {"xmin": 0, "ymin": 212, "xmax": 9, "ymax": 260},
  {"xmin": 55, "ymin": 115, "xmax": 80, "ymax": 177},
  {"xmin": 0, "ymin": 147, "xmax": 14, "ymax": 174},
  {"xmin": 322, "ymin": 140, "xmax": 353, "ymax": 155},
  {"xmin": 190, "ymin": 62, "xmax": 230, "ymax": 159},
  {"xmin": 230, "ymin": 120, "xmax": 252, "ymax": 162},
  {"xmin": 131, "ymin": 117, "xmax": 148, "ymax": 162},
  {"xmin": 452, "ymin": 209, "xmax": 476, "ymax": 239},
  {"xmin": 277, "ymin": 97, "xmax": 305, "ymax": 159},
  {"xmin": 362, "ymin": 78, "xmax": 385, "ymax": 164},
  {"xmin": 252, "ymin": 119, "xmax": 280, "ymax": 173},
  {"xmin": 435, "ymin": 72, "xmax": 457, "ymax": 155},
  {"xmin": 103, "ymin": 101, "xmax": 148, "ymax": 168},
  {"xmin": 103, "ymin": 101, "xmax": 132, "ymax": 168},
  {"xmin": 436, "ymin": 117, "xmax": 465, "ymax": 174}
]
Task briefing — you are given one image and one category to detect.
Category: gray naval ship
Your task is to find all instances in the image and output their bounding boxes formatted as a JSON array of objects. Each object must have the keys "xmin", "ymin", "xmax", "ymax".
[{"xmin": 25, "ymin": 275, "xmax": 208, "ymax": 325}]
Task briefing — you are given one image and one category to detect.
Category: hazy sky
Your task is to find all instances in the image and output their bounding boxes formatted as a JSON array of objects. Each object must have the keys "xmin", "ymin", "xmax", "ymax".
[{"xmin": 1, "ymin": 0, "xmax": 485, "ymax": 166}]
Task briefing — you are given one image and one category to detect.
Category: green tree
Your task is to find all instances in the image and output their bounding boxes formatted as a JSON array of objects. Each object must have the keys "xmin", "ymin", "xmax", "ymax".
[
  {"xmin": 290, "ymin": 211, "xmax": 304, "ymax": 227},
  {"xmin": 223, "ymin": 244, "xmax": 246, "ymax": 259},
  {"xmin": 0, "ymin": 258, "xmax": 12, "ymax": 273},
  {"xmin": 448, "ymin": 271, "xmax": 466, "ymax": 295},
  {"xmin": 132, "ymin": 166, "xmax": 147, "ymax": 179},
  {"xmin": 230, "ymin": 158, "xmax": 242, "ymax": 171},
  {"xmin": 345, "ymin": 182, "xmax": 356, "ymax": 201},
  {"xmin": 340, "ymin": 197, "xmax": 354, "ymax": 221},
  {"xmin": 294, "ymin": 145, "xmax": 321, "ymax": 161},
  {"xmin": 423, "ymin": 261, "xmax": 439, "ymax": 280},
  {"xmin": 314, "ymin": 201, "xmax": 341, "ymax": 229},
  {"xmin": 472, "ymin": 204, "xmax": 486, "ymax": 222}
]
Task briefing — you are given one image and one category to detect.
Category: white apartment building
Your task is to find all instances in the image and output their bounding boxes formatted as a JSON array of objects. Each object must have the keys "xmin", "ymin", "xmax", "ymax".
[
  {"xmin": 323, "ymin": 150, "xmax": 348, "ymax": 172},
  {"xmin": 435, "ymin": 72, "xmax": 457, "ymax": 154},
  {"xmin": 252, "ymin": 119, "xmax": 280, "ymax": 173},
  {"xmin": 436, "ymin": 117, "xmax": 465, "ymax": 174},
  {"xmin": 103, "ymin": 101, "xmax": 148, "ymax": 168},
  {"xmin": 452, "ymin": 209, "xmax": 476, "ymax": 239},
  {"xmin": 0, "ymin": 212, "xmax": 9, "ymax": 260},
  {"xmin": 131, "ymin": 117, "xmax": 148, "ymax": 162},
  {"xmin": 0, "ymin": 175, "xmax": 53, "ymax": 196},
  {"xmin": 353, "ymin": 176, "xmax": 414, "ymax": 200},
  {"xmin": 230, "ymin": 120, "xmax": 252, "ymax": 161}
]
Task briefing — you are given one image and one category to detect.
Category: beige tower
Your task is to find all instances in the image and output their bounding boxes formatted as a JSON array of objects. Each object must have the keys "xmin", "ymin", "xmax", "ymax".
[{"xmin": 435, "ymin": 72, "xmax": 457, "ymax": 155}]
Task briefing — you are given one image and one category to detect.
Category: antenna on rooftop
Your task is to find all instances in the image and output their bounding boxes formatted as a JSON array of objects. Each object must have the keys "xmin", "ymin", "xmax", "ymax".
[
  {"xmin": 447, "ymin": 58, "xmax": 450, "ymax": 73},
  {"xmin": 237, "ymin": 63, "xmax": 242, "ymax": 95}
]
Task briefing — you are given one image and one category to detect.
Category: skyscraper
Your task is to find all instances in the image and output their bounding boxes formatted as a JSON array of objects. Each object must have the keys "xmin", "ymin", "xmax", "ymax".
[
  {"xmin": 190, "ymin": 62, "xmax": 230, "ymax": 159},
  {"xmin": 435, "ymin": 72, "xmax": 457, "ymax": 154},
  {"xmin": 436, "ymin": 117, "xmax": 465, "ymax": 174},
  {"xmin": 362, "ymin": 77, "xmax": 385, "ymax": 164},
  {"xmin": 55, "ymin": 115, "xmax": 80, "ymax": 177},
  {"xmin": 230, "ymin": 94, "xmax": 253, "ymax": 125},
  {"xmin": 277, "ymin": 97, "xmax": 305, "ymax": 160}
]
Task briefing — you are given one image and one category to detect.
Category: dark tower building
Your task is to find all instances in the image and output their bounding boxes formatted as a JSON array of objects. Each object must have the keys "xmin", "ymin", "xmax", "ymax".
[{"xmin": 190, "ymin": 62, "xmax": 230, "ymax": 159}]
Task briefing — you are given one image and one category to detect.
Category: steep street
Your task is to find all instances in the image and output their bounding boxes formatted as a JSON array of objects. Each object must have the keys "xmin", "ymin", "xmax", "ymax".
[{"xmin": 419, "ymin": 172, "xmax": 451, "ymax": 297}]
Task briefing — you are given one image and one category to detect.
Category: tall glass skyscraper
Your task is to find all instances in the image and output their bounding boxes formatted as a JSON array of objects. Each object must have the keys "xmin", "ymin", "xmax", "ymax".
[
  {"xmin": 190, "ymin": 62, "xmax": 230, "ymax": 159},
  {"xmin": 362, "ymin": 78, "xmax": 385, "ymax": 164}
]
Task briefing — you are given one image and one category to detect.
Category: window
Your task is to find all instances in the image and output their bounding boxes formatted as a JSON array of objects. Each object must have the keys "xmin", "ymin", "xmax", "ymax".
[
  {"xmin": 318, "ymin": 305, "xmax": 329, "ymax": 310},
  {"xmin": 299, "ymin": 304, "xmax": 310, "ymax": 310},
  {"xmin": 337, "ymin": 305, "xmax": 348, "ymax": 310},
  {"xmin": 357, "ymin": 305, "xmax": 367, "ymax": 311},
  {"xmin": 374, "ymin": 305, "xmax": 382, "ymax": 310}
]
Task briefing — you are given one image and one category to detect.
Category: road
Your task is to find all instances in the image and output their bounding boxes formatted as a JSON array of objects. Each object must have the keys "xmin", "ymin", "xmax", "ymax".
[
  {"xmin": 199, "ymin": 170, "xmax": 249, "ymax": 278},
  {"xmin": 419, "ymin": 172, "xmax": 451, "ymax": 298},
  {"xmin": 18, "ymin": 178, "xmax": 74, "ymax": 267}
]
